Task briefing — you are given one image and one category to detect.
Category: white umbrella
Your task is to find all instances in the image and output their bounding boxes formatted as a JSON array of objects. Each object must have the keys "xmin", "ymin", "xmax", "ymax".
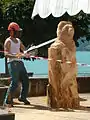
[{"xmin": 32, "ymin": 0, "xmax": 90, "ymax": 19}]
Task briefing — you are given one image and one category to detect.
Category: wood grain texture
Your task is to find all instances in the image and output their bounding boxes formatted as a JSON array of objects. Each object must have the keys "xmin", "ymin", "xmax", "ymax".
[{"xmin": 47, "ymin": 21, "xmax": 80, "ymax": 108}]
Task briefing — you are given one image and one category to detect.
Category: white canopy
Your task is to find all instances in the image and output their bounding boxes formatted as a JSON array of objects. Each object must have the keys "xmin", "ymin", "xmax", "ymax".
[{"xmin": 32, "ymin": 0, "xmax": 90, "ymax": 19}]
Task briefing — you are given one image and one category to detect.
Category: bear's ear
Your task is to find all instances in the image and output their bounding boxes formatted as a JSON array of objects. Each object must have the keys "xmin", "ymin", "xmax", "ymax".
[
  {"xmin": 57, "ymin": 21, "xmax": 67, "ymax": 31},
  {"xmin": 57, "ymin": 21, "xmax": 68, "ymax": 37}
]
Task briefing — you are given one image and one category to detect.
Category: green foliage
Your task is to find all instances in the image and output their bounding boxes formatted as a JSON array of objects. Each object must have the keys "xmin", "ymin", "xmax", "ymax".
[
  {"xmin": 0, "ymin": 0, "xmax": 35, "ymax": 44},
  {"xmin": 4, "ymin": 0, "xmax": 34, "ymax": 21},
  {"xmin": 32, "ymin": 11, "xmax": 90, "ymax": 48}
]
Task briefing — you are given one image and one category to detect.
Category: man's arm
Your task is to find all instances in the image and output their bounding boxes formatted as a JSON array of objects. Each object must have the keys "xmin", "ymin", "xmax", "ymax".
[
  {"xmin": 20, "ymin": 41, "xmax": 32, "ymax": 58},
  {"xmin": 20, "ymin": 41, "xmax": 25, "ymax": 52}
]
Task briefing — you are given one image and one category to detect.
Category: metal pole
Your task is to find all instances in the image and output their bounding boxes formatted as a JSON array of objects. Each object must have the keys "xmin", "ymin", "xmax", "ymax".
[{"xmin": 24, "ymin": 38, "xmax": 56, "ymax": 53}]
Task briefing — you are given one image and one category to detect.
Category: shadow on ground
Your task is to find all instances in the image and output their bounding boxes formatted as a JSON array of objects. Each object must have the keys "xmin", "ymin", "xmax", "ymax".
[{"xmin": 13, "ymin": 104, "xmax": 90, "ymax": 112}]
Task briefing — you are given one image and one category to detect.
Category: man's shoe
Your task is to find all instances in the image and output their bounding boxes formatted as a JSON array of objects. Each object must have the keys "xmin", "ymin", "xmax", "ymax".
[
  {"xmin": 18, "ymin": 98, "xmax": 30, "ymax": 105},
  {"xmin": 3, "ymin": 100, "xmax": 14, "ymax": 108},
  {"xmin": 3, "ymin": 103, "xmax": 14, "ymax": 108}
]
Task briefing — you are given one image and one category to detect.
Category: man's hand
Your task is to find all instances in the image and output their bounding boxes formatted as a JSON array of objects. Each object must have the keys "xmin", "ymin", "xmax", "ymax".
[
  {"xmin": 16, "ymin": 52, "xmax": 31, "ymax": 58},
  {"xmin": 16, "ymin": 53, "xmax": 25, "ymax": 59},
  {"xmin": 24, "ymin": 53, "xmax": 30, "ymax": 58}
]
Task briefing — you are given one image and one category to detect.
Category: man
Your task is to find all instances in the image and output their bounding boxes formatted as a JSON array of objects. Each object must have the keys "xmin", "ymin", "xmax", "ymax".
[{"xmin": 4, "ymin": 22, "xmax": 30, "ymax": 107}]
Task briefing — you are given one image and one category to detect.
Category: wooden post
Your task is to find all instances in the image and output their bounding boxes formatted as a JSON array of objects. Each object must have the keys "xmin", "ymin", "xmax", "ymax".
[{"xmin": 47, "ymin": 21, "xmax": 80, "ymax": 109}]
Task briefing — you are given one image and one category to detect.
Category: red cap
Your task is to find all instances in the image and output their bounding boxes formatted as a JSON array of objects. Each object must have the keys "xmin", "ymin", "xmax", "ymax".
[{"xmin": 8, "ymin": 22, "xmax": 22, "ymax": 31}]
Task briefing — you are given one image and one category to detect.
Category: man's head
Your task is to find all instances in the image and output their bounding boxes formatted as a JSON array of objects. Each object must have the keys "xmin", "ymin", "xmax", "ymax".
[{"xmin": 8, "ymin": 22, "xmax": 22, "ymax": 38}]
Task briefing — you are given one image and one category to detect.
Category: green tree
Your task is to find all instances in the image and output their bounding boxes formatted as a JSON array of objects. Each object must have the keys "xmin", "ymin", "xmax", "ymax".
[{"xmin": 0, "ymin": 0, "xmax": 35, "ymax": 45}]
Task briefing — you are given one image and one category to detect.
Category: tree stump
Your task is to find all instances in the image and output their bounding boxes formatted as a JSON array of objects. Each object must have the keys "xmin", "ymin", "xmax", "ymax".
[{"xmin": 47, "ymin": 21, "xmax": 80, "ymax": 109}]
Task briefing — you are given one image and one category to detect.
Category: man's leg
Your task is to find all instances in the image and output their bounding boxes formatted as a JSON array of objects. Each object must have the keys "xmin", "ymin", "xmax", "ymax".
[
  {"xmin": 18, "ymin": 61, "xmax": 30, "ymax": 105},
  {"xmin": 4, "ymin": 61, "xmax": 19, "ymax": 106}
]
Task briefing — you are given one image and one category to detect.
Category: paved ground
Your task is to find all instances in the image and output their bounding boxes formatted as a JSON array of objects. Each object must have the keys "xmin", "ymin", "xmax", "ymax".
[{"xmin": 6, "ymin": 93, "xmax": 90, "ymax": 120}]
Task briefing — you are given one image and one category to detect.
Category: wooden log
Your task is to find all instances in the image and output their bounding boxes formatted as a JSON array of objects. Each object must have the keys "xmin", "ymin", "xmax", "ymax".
[{"xmin": 47, "ymin": 21, "xmax": 80, "ymax": 109}]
